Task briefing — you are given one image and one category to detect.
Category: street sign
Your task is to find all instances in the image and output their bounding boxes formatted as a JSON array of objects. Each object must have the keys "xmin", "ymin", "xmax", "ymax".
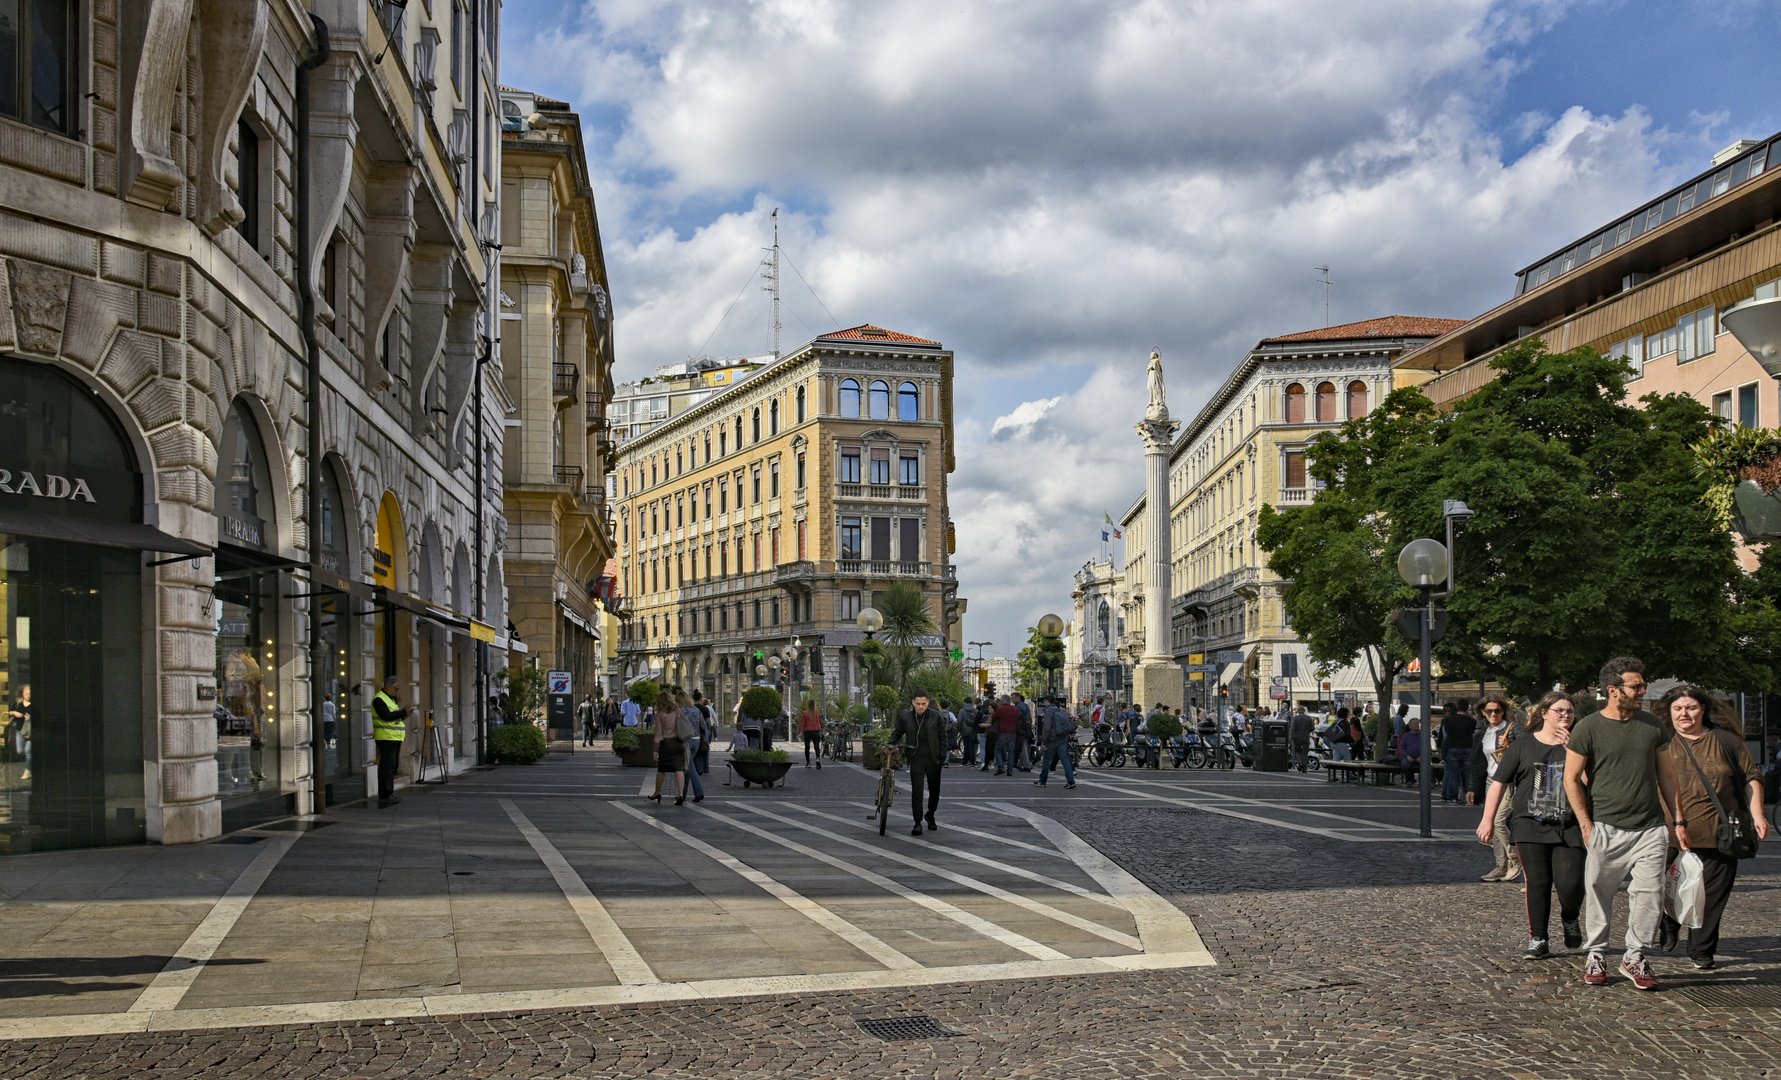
[
  {"xmin": 1214, "ymin": 650, "xmax": 1244, "ymax": 664},
  {"xmin": 1189, "ymin": 653, "xmax": 1204, "ymax": 665},
  {"xmin": 1270, "ymin": 685, "xmax": 1288, "ymax": 700},
  {"xmin": 547, "ymin": 671, "xmax": 572, "ymax": 696},
  {"xmin": 1185, "ymin": 664, "xmax": 1217, "ymax": 674},
  {"xmin": 1279, "ymin": 654, "xmax": 1299, "ymax": 678}
]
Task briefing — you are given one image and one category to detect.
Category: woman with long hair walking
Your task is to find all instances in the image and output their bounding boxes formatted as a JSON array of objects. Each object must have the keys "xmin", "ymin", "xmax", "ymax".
[{"xmin": 1476, "ymin": 691, "xmax": 1584, "ymax": 959}]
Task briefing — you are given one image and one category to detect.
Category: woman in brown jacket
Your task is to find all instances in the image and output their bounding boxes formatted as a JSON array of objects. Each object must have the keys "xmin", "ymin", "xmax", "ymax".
[{"xmin": 1657, "ymin": 685, "xmax": 1770, "ymax": 968}]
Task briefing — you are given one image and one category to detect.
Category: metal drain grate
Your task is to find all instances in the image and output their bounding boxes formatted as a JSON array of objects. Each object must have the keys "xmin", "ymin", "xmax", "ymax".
[
  {"xmin": 1676, "ymin": 981, "xmax": 1781, "ymax": 1008},
  {"xmin": 857, "ymin": 1016, "xmax": 962, "ymax": 1042},
  {"xmin": 215, "ymin": 835, "xmax": 265, "ymax": 845}
]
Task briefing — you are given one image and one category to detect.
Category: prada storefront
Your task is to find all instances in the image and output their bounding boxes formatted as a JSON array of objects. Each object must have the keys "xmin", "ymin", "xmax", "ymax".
[{"xmin": 0, "ymin": 356, "xmax": 205, "ymax": 853}]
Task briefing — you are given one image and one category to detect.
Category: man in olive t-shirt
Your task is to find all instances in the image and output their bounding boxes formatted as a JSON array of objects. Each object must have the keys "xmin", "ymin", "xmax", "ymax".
[{"xmin": 1563, "ymin": 657, "xmax": 1687, "ymax": 991}]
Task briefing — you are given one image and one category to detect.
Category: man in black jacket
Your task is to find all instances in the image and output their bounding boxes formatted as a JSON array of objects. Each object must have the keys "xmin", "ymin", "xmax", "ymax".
[{"xmin": 893, "ymin": 693, "xmax": 946, "ymax": 835}]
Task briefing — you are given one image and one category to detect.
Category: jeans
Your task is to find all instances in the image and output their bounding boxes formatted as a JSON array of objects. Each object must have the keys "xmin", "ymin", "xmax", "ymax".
[
  {"xmin": 1290, "ymin": 739, "xmax": 1310, "ymax": 769},
  {"xmin": 1331, "ymin": 742, "xmax": 1351, "ymax": 761},
  {"xmin": 1662, "ymin": 846, "xmax": 1740, "ymax": 960},
  {"xmin": 1442, "ymin": 747, "xmax": 1472, "ymax": 802},
  {"xmin": 1037, "ymin": 740, "xmax": 1074, "ymax": 785},
  {"xmin": 908, "ymin": 757, "xmax": 943, "ymax": 822},
  {"xmin": 803, "ymin": 730, "xmax": 821, "ymax": 764},
  {"xmin": 1518, "ymin": 840, "xmax": 1586, "ymax": 940},
  {"xmin": 684, "ymin": 738, "xmax": 704, "ymax": 798},
  {"xmin": 1583, "ymin": 821, "xmax": 1668, "ymax": 962},
  {"xmin": 375, "ymin": 738, "xmax": 403, "ymax": 801},
  {"xmin": 962, "ymin": 732, "xmax": 979, "ymax": 765},
  {"xmin": 995, "ymin": 734, "xmax": 1015, "ymax": 773}
]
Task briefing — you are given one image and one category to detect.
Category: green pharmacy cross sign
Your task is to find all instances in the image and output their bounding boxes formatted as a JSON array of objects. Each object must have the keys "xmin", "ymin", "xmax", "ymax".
[{"xmin": 948, "ymin": 648, "xmax": 964, "ymax": 661}]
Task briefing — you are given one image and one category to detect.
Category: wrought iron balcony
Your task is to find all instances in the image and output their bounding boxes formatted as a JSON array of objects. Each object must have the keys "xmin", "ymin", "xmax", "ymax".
[
  {"xmin": 585, "ymin": 391, "xmax": 606, "ymax": 424},
  {"xmin": 554, "ymin": 465, "xmax": 583, "ymax": 490},
  {"xmin": 553, "ymin": 362, "xmax": 579, "ymax": 399}
]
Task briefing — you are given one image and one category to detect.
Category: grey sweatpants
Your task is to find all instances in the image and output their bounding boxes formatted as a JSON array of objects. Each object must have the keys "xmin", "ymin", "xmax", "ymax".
[
  {"xmin": 1491, "ymin": 797, "xmax": 1515, "ymax": 870},
  {"xmin": 1582, "ymin": 821, "xmax": 1668, "ymax": 962}
]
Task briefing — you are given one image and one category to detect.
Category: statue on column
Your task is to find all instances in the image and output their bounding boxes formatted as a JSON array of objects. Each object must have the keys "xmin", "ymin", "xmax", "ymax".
[{"xmin": 1146, "ymin": 350, "xmax": 1168, "ymax": 422}]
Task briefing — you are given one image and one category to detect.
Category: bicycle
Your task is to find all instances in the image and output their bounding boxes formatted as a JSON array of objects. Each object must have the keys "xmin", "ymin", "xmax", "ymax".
[
  {"xmin": 870, "ymin": 743, "xmax": 903, "ymax": 836},
  {"xmin": 823, "ymin": 720, "xmax": 853, "ymax": 763}
]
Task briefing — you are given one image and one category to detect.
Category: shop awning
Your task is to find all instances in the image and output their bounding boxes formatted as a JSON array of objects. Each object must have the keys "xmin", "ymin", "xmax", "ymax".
[
  {"xmin": 372, "ymin": 585, "xmax": 473, "ymax": 634},
  {"xmin": 303, "ymin": 566, "xmax": 378, "ymax": 604},
  {"xmin": 215, "ymin": 541, "xmax": 308, "ymax": 578},
  {"xmin": 0, "ymin": 505, "xmax": 209, "ymax": 555}
]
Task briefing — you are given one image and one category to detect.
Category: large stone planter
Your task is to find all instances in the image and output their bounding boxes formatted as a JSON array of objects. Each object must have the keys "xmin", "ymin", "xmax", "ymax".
[
  {"xmin": 615, "ymin": 731, "xmax": 657, "ymax": 768},
  {"xmin": 730, "ymin": 759, "xmax": 793, "ymax": 788},
  {"xmin": 1733, "ymin": 479, "xmax": 1781, "ymax": 541}
]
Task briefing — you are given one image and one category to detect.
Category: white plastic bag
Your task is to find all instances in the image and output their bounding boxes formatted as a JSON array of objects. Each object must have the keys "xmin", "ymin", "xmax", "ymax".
[{"xmin": 1665, "ymin": 851, "xmax": 1706, "ymax": 930}]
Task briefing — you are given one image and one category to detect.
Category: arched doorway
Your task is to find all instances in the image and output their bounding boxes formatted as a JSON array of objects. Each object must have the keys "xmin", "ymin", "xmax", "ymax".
[{"xmin": 314, "ymin": 456, "xmax": 362, "ymax": 789}]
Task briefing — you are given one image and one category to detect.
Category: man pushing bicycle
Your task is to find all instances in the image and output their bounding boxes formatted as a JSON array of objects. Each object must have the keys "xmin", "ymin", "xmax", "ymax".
[{"xmin": 892, "ymin": 693, "xmax": 947, "ymax": 836}]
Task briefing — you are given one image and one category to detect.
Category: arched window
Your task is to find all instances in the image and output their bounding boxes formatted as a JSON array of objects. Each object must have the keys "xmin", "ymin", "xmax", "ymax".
[
  {"xmin": 734, "ymin": 416, "xmax": 742, "ymax": 448},
  {"xmin": 839, "ymin": 379, "xmax": 861, "ymax": 418},
  {"xmin": 751, "ymin": 408, "xmax": 760, "ymax": 442},
  {"xmin": 1315, "ymin": 382, "xmax": 1336, "ymax": 423},
  {"xmin": 1346, "ymin": 380, "xmax": 1367, "ymax": 419},
  {"xmin": 769, "ymin": 400, "xmax": 779, "ymax": 435},
  {"xmin": 796, "ymin": 386, "xmax": 806, "ymax": 423},
  {"xmin": 1285, "ymin": 383, "xmax": 1305, "ymax": 423},
  {"xmin": 898, "ymin": 381, "xmax": 919, "ymax": 421},
  {"xmin": 869, "ymin": 380, "xmax": 890, "ymax": 420}
]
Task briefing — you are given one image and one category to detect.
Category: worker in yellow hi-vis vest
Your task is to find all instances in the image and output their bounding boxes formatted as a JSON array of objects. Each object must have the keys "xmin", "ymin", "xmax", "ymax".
[{"xmin": 371, "ymin": 675, "xmax": 409, "ymax": 807}]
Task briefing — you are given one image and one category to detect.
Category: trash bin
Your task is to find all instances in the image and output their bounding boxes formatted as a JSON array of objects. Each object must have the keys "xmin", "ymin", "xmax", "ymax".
[{"xmin": 1255, "ymin": 719, "xmax": 1291, "ymax": 772}]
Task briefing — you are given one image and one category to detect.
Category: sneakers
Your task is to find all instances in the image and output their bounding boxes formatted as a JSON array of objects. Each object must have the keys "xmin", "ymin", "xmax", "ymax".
[
  {"xmin": 1583, "ymin": 954, "xmax": 1609, "ymax": 986},
  {"xmin": 1500, "ymin": 861, "xmax": 1522, "ymax": 883},
  {"xmin": 1563, "ymin": 920, "xmax": 1583, "ymax": 949},
  {"xmin": 910, "ymin": 824, "xmax": 924, "ymax": 836},
  {"xmin": 1523, "ymin": 938, "xmax": 1550, "ymax": 960},
  {"xmin": 1064, "ymin": 781, "xmax": 1076, "ymax": 789},
  {"xmin": 1481, "ymin": 865, "xmax": 1507, "ymax": 882},
  {"xmin": 1659, "ymin": 922, "xmax": 1680, "ymax": 953},
  {"xmin": 925, "ymin": 816, "xmax": 938, "ymax": 832},
  {"xmin": 1620, "ymin": 957, "xmax": 1660, "ymax": 991},
  {"xmin": 1691, "ymin": 956, "xmax": 1716, "ymax": 970},
  {"xmin": 1033, "ymin": 781, "xmax": 1047, "ymax": 786}
]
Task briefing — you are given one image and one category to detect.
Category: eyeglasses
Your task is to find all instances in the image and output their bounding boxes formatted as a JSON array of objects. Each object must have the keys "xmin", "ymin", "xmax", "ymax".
[
  {"xmin": 1481, "ymin": 707, "xmax": 1504, "ymax": 715},
  {"xmin": 1618, "ymin": 682, "xmax": 1647, "ymax": 694}
]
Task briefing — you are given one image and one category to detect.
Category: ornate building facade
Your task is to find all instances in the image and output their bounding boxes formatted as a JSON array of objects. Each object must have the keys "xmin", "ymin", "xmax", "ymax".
[
  {"xmin": 0, "ymin": 0, "xmax": 510, "ymax": 851},
  {"xmin": 1167, "ymin": 317, "xmax": 1460, "ymax": 711},
  {"xmin": 612, "ymin": 326, "xmax": 962, "ymax": 719},
  {"xmin": 497, "ymin": 86, "xmax": 615, "ymax": 699}
]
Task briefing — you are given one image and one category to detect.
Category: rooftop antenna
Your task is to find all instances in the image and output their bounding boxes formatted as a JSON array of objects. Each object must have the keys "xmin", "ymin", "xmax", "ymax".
[
  {"xmin": 761, "ymin": 209, "xmax": 782, "ymax": 359},
  {"xmin": 1314, "ymin": 265, "xmax": 1332, "ymax": 327}
]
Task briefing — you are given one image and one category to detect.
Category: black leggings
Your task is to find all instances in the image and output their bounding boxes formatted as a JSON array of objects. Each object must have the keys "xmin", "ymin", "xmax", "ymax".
[
  {"xmin": 1518, "ymin": 841, "xmax": 1586, "ymax": 939},
  {"xmin": 803, "ymin": 730, "xmax": 821, "ymax": 763}
]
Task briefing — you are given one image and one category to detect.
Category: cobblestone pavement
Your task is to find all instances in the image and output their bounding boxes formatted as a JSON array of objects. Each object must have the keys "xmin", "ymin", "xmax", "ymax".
[{"xmin": 5, "ymin": 750, "xmax": 1781, "ymax": 1078}]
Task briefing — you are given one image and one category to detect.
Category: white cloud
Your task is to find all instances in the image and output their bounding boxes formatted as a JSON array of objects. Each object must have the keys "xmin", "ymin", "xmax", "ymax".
[{"xmin": 503, "ymin": 0, "xmax": 1686, "ymax": 654}]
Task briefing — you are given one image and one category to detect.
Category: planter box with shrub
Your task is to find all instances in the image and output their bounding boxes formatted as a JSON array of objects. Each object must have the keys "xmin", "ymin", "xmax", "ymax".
[{"xmin": 490, "ymin": 723, "xmax": 547, "ymax": 764}]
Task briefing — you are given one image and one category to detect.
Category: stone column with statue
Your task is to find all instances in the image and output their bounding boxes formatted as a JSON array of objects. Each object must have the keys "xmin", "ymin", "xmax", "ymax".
[{"xmin": 1134, "ymin": 350, "xmax": 1185, "ymax": 715}]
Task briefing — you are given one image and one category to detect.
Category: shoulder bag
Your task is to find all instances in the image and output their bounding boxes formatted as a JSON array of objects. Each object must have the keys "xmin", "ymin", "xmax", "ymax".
[{"xmin": 1679, "ymin": 733, "xmax": 1760, "ymax": 859}]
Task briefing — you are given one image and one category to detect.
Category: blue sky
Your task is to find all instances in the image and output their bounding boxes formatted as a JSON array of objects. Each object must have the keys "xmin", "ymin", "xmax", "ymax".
[{"xmin": 500, "ymin": 0, "xmax": 1780, "ymax": 659}]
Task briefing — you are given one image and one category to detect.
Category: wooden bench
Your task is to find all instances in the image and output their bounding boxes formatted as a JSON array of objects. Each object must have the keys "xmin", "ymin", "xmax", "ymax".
[{"xmin": 1325, "ymin": 760, "xmax": 1443, "ymax": 786}]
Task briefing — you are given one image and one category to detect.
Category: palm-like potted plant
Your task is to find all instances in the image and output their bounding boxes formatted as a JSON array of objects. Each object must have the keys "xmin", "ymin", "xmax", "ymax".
[
  {"xmin": 731, "ymin": 686, "xmax": 793, "ymax": 787},
  {"xmin": 1695, "ymin": 425, "xmax": 1781, "ymax": 540},
  {"xmin": 614, "ymin": 680, "xmax": 660, "ymax": 766}
]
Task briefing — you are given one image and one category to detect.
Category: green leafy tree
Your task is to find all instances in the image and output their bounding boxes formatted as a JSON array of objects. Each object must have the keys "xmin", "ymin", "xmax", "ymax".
[
  {"xmin": 495, "ymin": 666, "xmax": 548, "ymax": 729},
  {"xmin": 901, "ymin": 659, "xmax": 971, "ymax": 712},
  {"xmin": 627, "ymin": 679, "xmax": 660, "ymax": 708},
  {"xmin": 740, "ymin": 685, "xmax": 783, "ymax": 722},
  {"xmin": 1014, "ymin": 626, "xmax": 1050, "ymax": 698},
  {"xmin": 1261, "ymin": 340, "xmax": 1746, "ymax": 704}
]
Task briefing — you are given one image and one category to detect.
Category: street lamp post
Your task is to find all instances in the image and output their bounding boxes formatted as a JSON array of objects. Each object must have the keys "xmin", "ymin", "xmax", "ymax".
[
  {"xmin": 1397, "ymin": 538, "xmax": 1449, "ymax": 839},
  {"xmin": 857, "ymin": 607, "xmax": 883, "ymax": 719}
]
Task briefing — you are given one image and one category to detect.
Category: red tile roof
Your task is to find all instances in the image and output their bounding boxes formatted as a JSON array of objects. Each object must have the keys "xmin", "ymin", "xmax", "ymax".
[
  {"xmin": 818, "ymin": 324, "xmax": 940, "ymax": 346},
  {"xmin": 1261, "ymin": 315, "xmax": 1467, "ymax": 345}
]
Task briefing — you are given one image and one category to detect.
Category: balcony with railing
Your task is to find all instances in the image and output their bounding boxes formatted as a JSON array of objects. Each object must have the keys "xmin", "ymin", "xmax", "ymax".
[
  {"xmin": 836, "ymin": 559, "xmax": 933, "ymax": 579},
  {"xmin": 1277, "ymin": 487, "xmax": 1316, "ymax": 505},
  {"xmin": 553, "ymin": 362, "xmax": 580, "ymax": 400},
  {"xmin": 585, "ymin": 390, "xmax": 606, "ymax": 425},
  {"xmin": 579, "ymin": 488, "xmax": 607, "ymax": 515},
  {"xmin": 553, "ymin": 464, "xmax": 583, "ymax": 490}
]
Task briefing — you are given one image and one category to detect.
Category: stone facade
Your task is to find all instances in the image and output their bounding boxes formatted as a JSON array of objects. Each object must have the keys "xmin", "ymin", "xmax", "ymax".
[
  {"xmin": 0, "ymin": 0, "xmax": 508, "ymax": 847},
  {"xmin": 613, "ymin": 326, "xmax": 961, "ymax": 720},
  {"xmin": 498, "ymin": 86, "xmax": 616, "ymax": 699}
]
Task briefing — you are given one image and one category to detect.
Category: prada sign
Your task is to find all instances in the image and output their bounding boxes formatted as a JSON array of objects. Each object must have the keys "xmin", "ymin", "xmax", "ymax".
[
  {"xmin": 0, "ymin": 357, "xmax": 144, "ymax": 524},
  {"xmin": 0, "ymin": 470, "xmax": 99, "ymax": 502}
]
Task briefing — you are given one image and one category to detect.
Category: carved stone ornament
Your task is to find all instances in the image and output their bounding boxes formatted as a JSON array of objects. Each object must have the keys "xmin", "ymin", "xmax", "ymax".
[
  {"xmin": 196, "ymin": 0, "xmax": 270, "ymax": 235},
  {"xmin": 124, "ymin": 0, "xmax": 197, "ymax": 210}
]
